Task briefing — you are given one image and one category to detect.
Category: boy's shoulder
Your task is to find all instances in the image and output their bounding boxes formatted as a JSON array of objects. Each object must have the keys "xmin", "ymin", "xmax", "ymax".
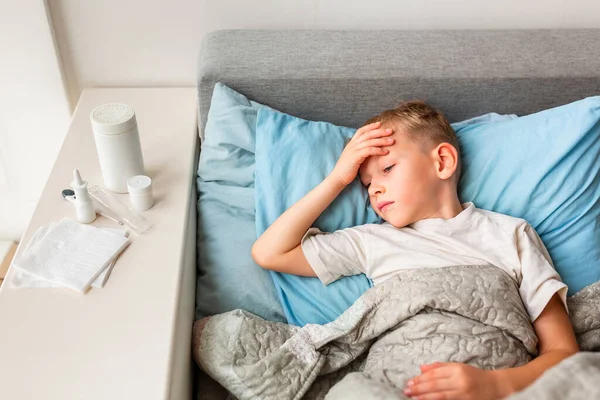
[
  {"xmin": 473, "ymin": 205, "xmax": 529, "ymax": 229},
  {"xmin": 321, "ymin": 222, "xmax": 383, "ymax": 235},
  {"xmin": 333, "ymin": 222, "xmax": 395, "ymax": 236},
  {"xmin": 347, "ymin": 222, "xmax": 387, "ymax": 232}
]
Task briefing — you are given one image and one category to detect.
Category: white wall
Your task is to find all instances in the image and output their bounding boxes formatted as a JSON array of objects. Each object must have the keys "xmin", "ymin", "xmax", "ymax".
[
  {"xmin": 0, "ymin": 1, "xmax": 71, "ymax": 240},
  {"xmin": 48, "ymin": 0, "xmax": 600, "ymax": 108},
  {"xmin": 3, "ymin": 0, "xmax": 600, "ymax": 240}
]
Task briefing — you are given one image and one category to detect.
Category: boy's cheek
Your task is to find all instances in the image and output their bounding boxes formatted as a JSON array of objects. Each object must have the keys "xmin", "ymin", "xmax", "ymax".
[{"xmin": 400, "ymin": 191, "xmax": 418, "ymax": 209}]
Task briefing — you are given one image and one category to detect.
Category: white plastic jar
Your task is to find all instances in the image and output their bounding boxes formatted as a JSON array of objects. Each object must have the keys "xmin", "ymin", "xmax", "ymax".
[
  {"xmin": 127, "ymin": 175, "xmax": 154, "ymax": 211},
  {"xmin": 90, "ymin": 103, "xmax": 146, "ymax": 193}
]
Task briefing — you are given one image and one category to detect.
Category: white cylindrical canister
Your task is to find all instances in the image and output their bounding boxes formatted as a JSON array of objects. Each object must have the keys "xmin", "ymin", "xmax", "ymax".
[
  {"xmin": 127, "ymin": 175, "xmax": 154, "ymax": 211},
  {"xmin": 90, "ymin": 103, "xmax": 145, "ymax": 193}
]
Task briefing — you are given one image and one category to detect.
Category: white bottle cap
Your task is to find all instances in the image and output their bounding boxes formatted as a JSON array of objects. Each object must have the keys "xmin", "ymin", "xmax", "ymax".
[
  {"xmin": 90, "ymin": 103, "xmax": 137, "ymax": 135},
  {"xmin": 127, "ymin": 175, "xmax": 152, "ymax": 194},
  {"xmin": 127, "ymin": 175, "xmax": 154, "ymax": 211}
]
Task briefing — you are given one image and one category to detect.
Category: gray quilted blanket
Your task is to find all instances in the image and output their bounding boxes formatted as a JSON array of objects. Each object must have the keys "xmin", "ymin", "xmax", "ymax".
[{"xmin": 193, "ymin": 265, "xmax": 600, "ymax": 400}]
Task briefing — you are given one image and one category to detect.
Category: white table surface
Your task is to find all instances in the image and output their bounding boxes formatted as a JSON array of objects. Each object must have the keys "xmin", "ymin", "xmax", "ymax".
[{"xmin": 0, "ymin": 88, "xmax": 198, "ymax": 399}]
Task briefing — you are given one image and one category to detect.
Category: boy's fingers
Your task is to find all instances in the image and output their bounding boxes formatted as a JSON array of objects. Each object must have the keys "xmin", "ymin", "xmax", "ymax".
[
  {"xmin": 420, "ymin": 362, "xmax": 446, "ymax": 372},
  {"xmin": 358, "ymin": 147, "xmax": 388, "ymax": 157},
  {"xmin": 354, "ymin": 121, "xmax": 382, "ymax": 137},
  {"xmin": 355, "ymin": 137, "xmax": 394, "ymax": 150},
  {"xmin": 405, "ymin": 378, "xmax": 455, "ymax": 396},
  {"xmin": 358, "ymin": 128, "xmax": 394, "ymax": 142},
  {"xmin": 421, "ymin": 361, "xmax": 448, "ymax": 373}
]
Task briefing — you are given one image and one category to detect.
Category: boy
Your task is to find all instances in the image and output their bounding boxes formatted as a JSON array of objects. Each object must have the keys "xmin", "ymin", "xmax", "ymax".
[{"xmin": 251, "ymin": 101, "xmax": 579, "ymax": 399}]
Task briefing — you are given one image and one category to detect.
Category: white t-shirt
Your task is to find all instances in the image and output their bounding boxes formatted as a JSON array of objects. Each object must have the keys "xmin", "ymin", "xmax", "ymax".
[{"xmin": 301, "ymin": 202, "xmax": 567, "ymax": 322}]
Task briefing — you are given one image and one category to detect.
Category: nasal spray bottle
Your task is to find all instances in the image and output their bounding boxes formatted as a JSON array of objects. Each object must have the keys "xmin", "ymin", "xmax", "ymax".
[{"xmin": 71, "ymin": 169, "xmax": 96, "ymax": 223}]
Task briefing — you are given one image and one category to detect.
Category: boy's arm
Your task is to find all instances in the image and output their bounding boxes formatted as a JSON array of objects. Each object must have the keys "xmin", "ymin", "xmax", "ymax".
[
  {"xmin": 492, "ymin": 293, "xmax": 579, "ymax": 397},
  {"xmin": 404, "ymin": 294, "xmax": 579, "ymax": 399},
  {"xmin": 251, "ymin": 121, "xmax": 393, "ymax": 276},
  {"xmin": 251, "ymin": 175, "xmax": 346, "ymax": 276}
]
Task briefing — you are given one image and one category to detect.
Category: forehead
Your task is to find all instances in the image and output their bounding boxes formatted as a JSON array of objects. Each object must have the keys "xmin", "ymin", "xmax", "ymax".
[
  {"xmin": 359, "ymin": 130, "xmax": 406, "ymax": 177},
  {"xmin": 358, "ymin": 131, "xmax": 427, "ymax": 181},
  {"xmin": 359, "ymin": 152, "xmax": 388, "ymax": 180}
]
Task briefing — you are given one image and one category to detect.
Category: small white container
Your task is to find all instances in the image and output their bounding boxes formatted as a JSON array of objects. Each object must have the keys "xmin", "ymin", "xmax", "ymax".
[
  {"xmin": 71, "ymin": 169, "xmax": 96, "ymax": 223},
  {"xmin": 90, "ymin": 103, "xmax": 145, "ymax": 193},
  {"xmin": 127, "ymin": 175, "xmax": 154, "ymax": 211}
]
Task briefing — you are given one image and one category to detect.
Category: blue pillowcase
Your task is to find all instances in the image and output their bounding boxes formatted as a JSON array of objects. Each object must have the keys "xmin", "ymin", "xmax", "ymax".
[
  {"xmin": 195, "ymin": 83, "xmax": 286, "ymax": 322},
  {"xmin": 458, "ymin": 96, "xmax": 600, "ymax": 295},
  {"xmin": 255, "ymin": 110, "xmax": 380, "ymax": 326}
]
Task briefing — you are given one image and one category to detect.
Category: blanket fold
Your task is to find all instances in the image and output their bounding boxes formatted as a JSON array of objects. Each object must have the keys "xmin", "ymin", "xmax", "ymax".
[{"xmin": 194, "ymin": 265, "xmax": 541, "ymax": 399}]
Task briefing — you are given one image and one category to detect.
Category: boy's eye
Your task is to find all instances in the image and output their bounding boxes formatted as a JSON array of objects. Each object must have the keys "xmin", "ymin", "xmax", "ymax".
[{"xmin": 364, "ymin": 165, "xmax": 394, "ymax": 188}]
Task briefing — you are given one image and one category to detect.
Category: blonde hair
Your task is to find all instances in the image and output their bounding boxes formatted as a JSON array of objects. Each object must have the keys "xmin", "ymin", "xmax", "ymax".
[{"xmin": 365, "ymin": 100, "xmax": 461, "ymax": 182}]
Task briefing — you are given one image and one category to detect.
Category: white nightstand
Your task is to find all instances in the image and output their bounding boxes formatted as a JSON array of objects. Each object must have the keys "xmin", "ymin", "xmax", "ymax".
[{"xmin": 0, "ymin": 88, "xmax": 199, "ymax": 400}]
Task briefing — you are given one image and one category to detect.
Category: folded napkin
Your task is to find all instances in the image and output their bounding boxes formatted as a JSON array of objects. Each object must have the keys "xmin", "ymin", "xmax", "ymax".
[
  {"xmin": 8, "ymin": 218, "xmax": 130, "ymax": 292},
  {"xmin": 8, "ymin": 224, "xmax": 128, "ymax": 290}
]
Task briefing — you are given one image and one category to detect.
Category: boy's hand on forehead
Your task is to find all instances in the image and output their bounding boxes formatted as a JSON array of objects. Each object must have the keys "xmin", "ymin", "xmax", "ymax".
[{"xmin": 330, "ymin": 121, "xmax": 395, "ymax": 187}]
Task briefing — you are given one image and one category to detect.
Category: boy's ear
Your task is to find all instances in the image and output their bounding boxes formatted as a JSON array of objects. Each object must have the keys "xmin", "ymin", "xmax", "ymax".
[{"xmin": 432, "ymin": 142, "xmax": 458, "ymax": 180}]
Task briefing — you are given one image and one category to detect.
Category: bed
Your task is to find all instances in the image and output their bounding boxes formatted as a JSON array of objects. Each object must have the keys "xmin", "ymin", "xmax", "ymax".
[{"xmin": 193, "ymin": 29, "xmax": 600, "ymax": 399}]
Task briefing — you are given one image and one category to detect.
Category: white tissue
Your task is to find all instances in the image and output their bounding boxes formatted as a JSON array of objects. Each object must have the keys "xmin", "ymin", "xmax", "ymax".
[{"xmin": 8, "ymin": 218, "xmax": 130, "ymax": 292}]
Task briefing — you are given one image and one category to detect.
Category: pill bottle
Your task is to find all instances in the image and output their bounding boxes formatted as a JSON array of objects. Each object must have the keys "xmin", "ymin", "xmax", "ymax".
[{"xmin": 90, "ymin": 103, "xmax": 145, "ymax": 193}]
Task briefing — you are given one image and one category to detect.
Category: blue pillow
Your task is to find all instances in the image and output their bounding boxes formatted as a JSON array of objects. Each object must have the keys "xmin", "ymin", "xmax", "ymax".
[
  {"xmin": 457, "ymin": 96, "xmax": 600, "ymax": 295},
  {"xmin": 255, "ymin": 110, "xmax": 380, "ymax": 326},
  {"xmin": 195, "ymin": 83, "xmax": 285, "ymax": 322},
  {"xmin": 254, "ymin": 108, "xmax": 518, "ymax": 326}
]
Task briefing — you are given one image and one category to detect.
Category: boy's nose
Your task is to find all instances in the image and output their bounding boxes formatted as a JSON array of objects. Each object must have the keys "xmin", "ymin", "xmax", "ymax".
[{"xmin": 369, "ymin": 185, "xmax": 385, "ymax": 196}]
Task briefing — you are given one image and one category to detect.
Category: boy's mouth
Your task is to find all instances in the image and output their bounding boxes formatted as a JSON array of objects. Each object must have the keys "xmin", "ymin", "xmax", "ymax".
[{"xmin": 377, "ymin": 201, "xmax": 394, "ymax": 212}]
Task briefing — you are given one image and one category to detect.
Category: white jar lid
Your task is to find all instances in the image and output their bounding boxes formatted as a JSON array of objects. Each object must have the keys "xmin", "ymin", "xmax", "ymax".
[
  {"xmin": 127, "ymin": 175, "xmax": 152, "ymax": 194},
  {"xmin": 90, "ymin": 103, "xmax": 137, "ymax": 135}
]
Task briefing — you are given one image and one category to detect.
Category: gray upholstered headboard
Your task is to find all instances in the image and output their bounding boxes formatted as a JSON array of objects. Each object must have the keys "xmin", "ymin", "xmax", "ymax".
[{"xmin": 197, "ymin": 29, "xmax": 600, "ymax": 140}]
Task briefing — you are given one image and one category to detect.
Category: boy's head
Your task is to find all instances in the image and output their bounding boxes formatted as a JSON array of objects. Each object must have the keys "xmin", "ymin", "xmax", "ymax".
[{"xmin": 358, "ymin": 100, "xmax": 461, "ymax": 228}]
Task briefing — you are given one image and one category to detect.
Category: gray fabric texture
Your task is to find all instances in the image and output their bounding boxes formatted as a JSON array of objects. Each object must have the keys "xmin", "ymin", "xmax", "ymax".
[
  {"xmin": 194, "ymin": 265, "xmax": 537, "ymax": 399},
  {"xmin": 197, "ymin": 29, "xmax": 600, "ymax": 140},
  {"xmin": 566, "ymin": 277, "xmax": 600, "ymax": 351},
  {"xmin": 193, "ymin": 265, "xmax": 600, "ymax": 399},
  {"xmin": 506, "ymin": 352, "xmax": 600, "ymax": 400}
]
